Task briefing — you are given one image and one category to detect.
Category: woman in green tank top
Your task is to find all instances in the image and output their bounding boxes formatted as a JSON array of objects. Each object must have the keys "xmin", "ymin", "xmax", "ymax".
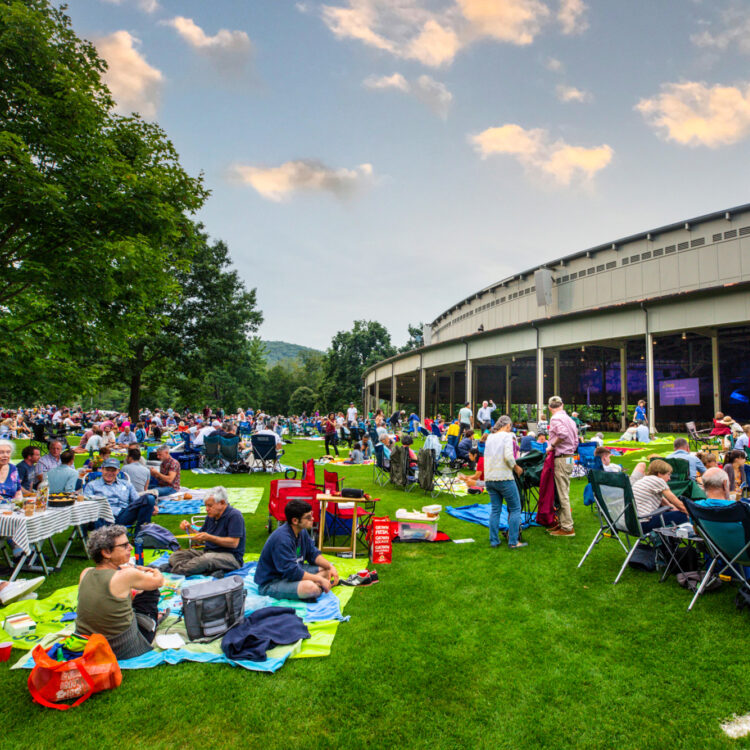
[{"xmin": 76, "ymin": 525, "xmax": 164, "ymax": 660}]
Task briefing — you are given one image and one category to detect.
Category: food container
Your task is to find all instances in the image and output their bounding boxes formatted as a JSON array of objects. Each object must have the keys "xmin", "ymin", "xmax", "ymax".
[{"xmin": 398, "ymin": 521, "xmax": 438, "ymax": 541}]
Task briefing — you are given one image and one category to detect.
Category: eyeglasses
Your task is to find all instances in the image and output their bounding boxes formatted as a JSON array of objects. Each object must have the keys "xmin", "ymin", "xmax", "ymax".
[{"xmin": 112, "ymin": 541, "xmax": 131, "ymax": 549}]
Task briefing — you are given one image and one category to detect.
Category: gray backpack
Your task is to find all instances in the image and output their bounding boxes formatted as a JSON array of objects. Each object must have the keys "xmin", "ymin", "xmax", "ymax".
[{"xmin": 181, "ymin": 576, "xmax": 245, "ymax": 642}]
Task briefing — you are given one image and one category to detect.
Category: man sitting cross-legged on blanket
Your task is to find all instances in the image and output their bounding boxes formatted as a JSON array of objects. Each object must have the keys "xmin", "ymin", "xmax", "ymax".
[
  {"xmin": 254, "ymin": 499, "xmax": 339, "ymax": 600},
  {"xmin": 168, "ymin": 487, "xmax": 245, "ymax": 576}
]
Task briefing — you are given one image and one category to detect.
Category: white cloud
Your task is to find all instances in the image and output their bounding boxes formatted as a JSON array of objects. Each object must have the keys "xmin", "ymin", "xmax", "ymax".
[
  {"xmin": 96, "ymin": 31, "xmax": 163, "ymax": 118},
  {"xmin": 691, "ymin": 6, "xmax": 750, "ymax": 55},
  {"xmin": 545, "ymin": 56, "xmax": 564, "ymax": 72},
  {"xmin": 457, "ymin": 0, "xmax": 550, "ymax": 45},
  {"xmin": 229, "ymin": 160, "xmax": 375, "ymax": 201},
  {"xmin": 363, "ymin": 72, "xmax": 452, "ymax": 117},
  {"xmin": 317, "ymin": 0, "xmax": 583, "ymax": 67},
  {"xmin": 636, "ymin": 81, "xmax": 750, "ymax": 147},
  {"xmin": 470, "ymin": 123, "xmax": 613, "ymax": 185},
  {"xmin": 165, "ymin": 17, "xmax": 253, "ymax": 75},
  {"xmin": 101, "ymin": 0, "xmax": 159, "ymax": 13},
  {"xmin": 557, "ymin": 0, "xmax": 588, "ymax": 35},
  {"xmin": 363, "ymin": 72, "xmax": 410, "ymax": 91},
  {"xmin": 556, "ymin": 84, "xmax": 592, "ymax": 102}
]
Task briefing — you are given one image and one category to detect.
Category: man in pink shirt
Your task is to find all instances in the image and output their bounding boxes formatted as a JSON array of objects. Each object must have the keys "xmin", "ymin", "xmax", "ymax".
[{"xmin": 546, "ymin": 395, "xmax": 579, "ymax": 537}]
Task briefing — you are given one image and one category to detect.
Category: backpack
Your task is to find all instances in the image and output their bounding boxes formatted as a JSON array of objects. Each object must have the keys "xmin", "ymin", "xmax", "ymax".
[
  {"xmin": 181, "ymin": 576, "xmax": 245, "ymax": 643},
  {"xmin": 135, "ymin": 523, "xmax": 180, "ymax": 551},
  {"xmin": 226, "ymin": 461, "xmax": 250, "ymax": 474}
]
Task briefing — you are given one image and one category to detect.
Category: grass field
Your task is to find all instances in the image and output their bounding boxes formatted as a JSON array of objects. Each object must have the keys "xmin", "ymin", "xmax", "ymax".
[{"xmin": 0, "ymin": 434, "xmax": 747, "ymax": 749}]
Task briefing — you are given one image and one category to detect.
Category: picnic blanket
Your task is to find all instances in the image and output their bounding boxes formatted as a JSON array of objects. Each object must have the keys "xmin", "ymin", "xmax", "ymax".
[
  {"xmin": 446, "ymin": 502, "xmax": 536, "ymax": 529},
  {"xmin": 156, "ymin": 487, "xmax": 264, "ymax": 515},
  {"xmin": 8, "ymin": 554, "xmax": 361, "ymax": 673},
  {"xmin": 191, "ymin": 465, "xmax": 299, "ymax": 476}
]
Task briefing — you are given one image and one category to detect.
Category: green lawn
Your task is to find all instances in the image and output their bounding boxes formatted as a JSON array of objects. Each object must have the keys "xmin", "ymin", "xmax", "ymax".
[{"xmin": 0, "ymin": 434, "xmax": 747, "ymax": 749}]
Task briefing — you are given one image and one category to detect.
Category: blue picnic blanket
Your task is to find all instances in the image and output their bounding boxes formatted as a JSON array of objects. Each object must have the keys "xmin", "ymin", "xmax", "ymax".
[
  {"xmin": 157, "ymin": 500, "xmax": 204, "ymax": 514},
  {"xmin": 446, "ymin": 502, "xmax": 536, "ymax": 529}
]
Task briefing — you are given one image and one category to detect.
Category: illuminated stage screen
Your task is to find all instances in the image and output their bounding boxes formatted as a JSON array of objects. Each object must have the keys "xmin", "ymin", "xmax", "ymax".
[{"xmin": 659, "ymin": 377, "xmax": 700, "ymax": 406}]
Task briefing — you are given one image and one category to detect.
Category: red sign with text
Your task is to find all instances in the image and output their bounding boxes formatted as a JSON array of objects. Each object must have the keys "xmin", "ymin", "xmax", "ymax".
[{"xmin": 370, "ymin": 516, "xmax": 392, "ymax": 565}]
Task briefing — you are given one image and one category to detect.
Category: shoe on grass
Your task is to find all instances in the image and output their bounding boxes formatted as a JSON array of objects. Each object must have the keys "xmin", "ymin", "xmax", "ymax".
[
  {"xmin": 0, "ymin": 576, "xmax": 45, "ymax": 605},
  {"xmin": 341, "ymin": 571, "xmax": 373, "ymax": 587},
  {"xmin": 509, "ymin": 542, "xmax": 529, "ymax": 549},
  {"xmin": 549, "ymin": 528, "xmax": 575, "ymax": 537}
]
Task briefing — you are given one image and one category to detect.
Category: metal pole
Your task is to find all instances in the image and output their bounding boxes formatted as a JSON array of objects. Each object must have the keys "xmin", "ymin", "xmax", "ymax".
[
  {"xmin": 646, "ymin": 332, "xmax": 656, "ymax": 433},
  {"xmin": 391, "ymin": 365, "xmax": 397, "ymax": 414},
  {"xmin": 553, "ymin": 352, "xmax": 560, "ymax": 397},
  {"xmin": 419, "ymin": 357, "xmax": 426, "ymax": 420},
  {"xmin": 620, "ymin": 343, "xmax": 628, "ymax": 430},
  {"xmin": 536, "ymin": 347, "xmax": 545, "ymax": 422},
  {"xmin": 449, "ymin": 371, "xmax": 455, "ymax": 418},
  {"xmin": 711, "ymin": 329, "xmax": 720, "ymax": 414},
  {"xmin": 505, "ymin": 363, "xmax": 511, "ymax": 415}
]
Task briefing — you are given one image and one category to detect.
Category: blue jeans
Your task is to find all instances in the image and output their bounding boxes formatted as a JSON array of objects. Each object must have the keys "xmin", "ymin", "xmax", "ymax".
[
  {"xmin": 486, "ymin": 479, "xmax": 522, "ymax": 546},
  {"xmin": 641, "ymin": 509, "xmax": 689, "ymax": 532},
  {"xmin": 148, "ymin": 478, "xmax": 177, "ymax": 497},
  {"xmin": 115, "ymin": 494, "xmax": 156, "ymax": 535}
]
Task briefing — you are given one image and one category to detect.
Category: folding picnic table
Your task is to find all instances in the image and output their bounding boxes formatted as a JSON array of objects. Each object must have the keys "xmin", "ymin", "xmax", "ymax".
[{"xmin": 0, "ymin": 496, "xmax": 113, "ymax": 580}]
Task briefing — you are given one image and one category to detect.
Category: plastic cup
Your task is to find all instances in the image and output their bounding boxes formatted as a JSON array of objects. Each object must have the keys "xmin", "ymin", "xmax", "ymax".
[{"xmin": 0, "ymin": 642, "xmax": 12, "ymax": 662}]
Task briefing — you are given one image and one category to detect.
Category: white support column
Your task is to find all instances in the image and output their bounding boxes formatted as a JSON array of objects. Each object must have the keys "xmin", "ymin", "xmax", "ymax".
[
  {"xmin": 449, "ymin": 372, "xmax": 455, "ymax": 418},
  {"xmin": 465, "ymin": 358, "xmax": 473, "ymax": 418},
  {"xmin": 645, "ymin": 332, "xmax": 656, "ymax": 433},
  {"xmin": 374, "ymin": 381, "xmax": 379, "ymax": 411},
  {"xmin": 419, "ymin": 361, "xmax": 426, "ymax": 420},
  {"xmin": 505, "ymin": 363, "xmax": 511, "ymax": 415},
  {"xmin": 536, "ymin": 347, "xmax": 545, "ymax": 422},
  {"xmin": 391, "ymin": 365, "xmax": 397, "ymax": 414},
  {"xmin": 553, "ymin": 353, "xmax": 560, "ymax": 397},
  {"xmin": 620, "ymin": 343, "xmax": 628, "ymax": 430},
  {"xmin": 711, "ymin": 329, "xmax": 721, "ymax": 414}
]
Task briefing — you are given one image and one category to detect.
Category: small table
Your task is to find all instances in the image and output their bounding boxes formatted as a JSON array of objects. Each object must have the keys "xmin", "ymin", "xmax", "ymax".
[
  {"xmin": 0, "ymin": 496, "xmax": 114, "ymax": 580},
  {"xmin": 316, "ymin": 494, "xmax": 372, "ymax": 558},
  {"xmin": 652, "ymin": 525, "xmax": 706, "ymax": 582}
]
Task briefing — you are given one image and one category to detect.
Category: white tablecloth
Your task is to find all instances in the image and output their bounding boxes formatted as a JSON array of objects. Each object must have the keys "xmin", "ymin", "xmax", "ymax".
[{"xmin": 0, "ymin": 497, "xmax": 114, "ymax": 554}]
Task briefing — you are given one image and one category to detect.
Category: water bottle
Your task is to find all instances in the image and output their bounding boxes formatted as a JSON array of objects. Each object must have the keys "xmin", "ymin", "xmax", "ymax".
[{"xmin": 134, "ymin": 539, "xmax": 144, "ymax": 566}]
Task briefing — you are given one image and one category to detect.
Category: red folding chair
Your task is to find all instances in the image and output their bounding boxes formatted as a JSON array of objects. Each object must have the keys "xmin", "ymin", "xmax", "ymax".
[{"xmin": 268, "ymin": 479, "xmax": 320, "ymax": 534}]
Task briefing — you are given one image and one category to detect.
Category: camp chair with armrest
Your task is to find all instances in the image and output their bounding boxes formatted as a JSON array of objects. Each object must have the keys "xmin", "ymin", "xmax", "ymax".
[
  {"xmin": 219, "ymin": 435, "xmax": 241, "ymax": 465},
  {"xmin": 373, "ymin": 443, "xmax": 390, "ymax": 487},
  {"xmin": 576, "ymin": 442, "xmax": 598, "ymax": 471},
  {"xmin": 238, "ymin": 421, "xmax": 252, "ymax": 438},
  {"xmin": 179, "ymin": 431, "xmax": 200, "ymax": 455},
  {"xmin": 429, "ymin": 449, "xmax": 461, "ymax": 498},
  {"xmin": 578, "ymin": 469, "xmax": 671, "ymax": 584},
  {"xmin": 684, "ymin": 498, "xmax": 750, "ymax": 611},
  {"xmin": 201, "ymin": 433, "xmax": 222, "ymax": 470},
  {"xmin": 368, "ymin": 427, "xmax": 380, "ymax": 446},
  {"xmin": 430, "ymin": 422, "xmax": 442, "ymax": 440},
  {"xmin": 389, "ymin": 444, "xmax": 417, "ymax": 492},
  {"xmin": 251, "ymin": 434, "xmax": 283, "ymax": 472},
  {"xmin": 686, "ymin": 421, "xmax": 713, "ymax": 451},
  {"xmin": 514, "ymin": 450, "xmax": 546, "ymax": 517},
  {"xmin": 30, "ymin": 423, "xmax": 48, "ymax": 455},
  {"xmin": 267, "ymin": 481, "xmax": 320, "ymax": 535}
]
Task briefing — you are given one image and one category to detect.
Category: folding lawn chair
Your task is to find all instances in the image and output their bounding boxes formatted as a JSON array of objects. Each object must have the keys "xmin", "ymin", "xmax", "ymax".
[
  {"xmin": 389, "ymin": 444, "xmax": 417, "ymax": 492},
  {"xmin": 267, "ymin": 480, "xmax": 320, "ymax": 535},
  {"xmin": 420, "ymin": 446, "xmax": 460, "ymax": 498},
  {"xmin": 684, "ymin": 498, "xmax": 750, "ymax": 611},
  {"xmin": 648, "ymin": 456, "xmax": 706, "ymax": 500},
  {"xmin": 202, "ymin": 433, "xmax": 222, "ymax": 470},
  {"xmin": 578, "ymin": 469, "xmax": 671, "ymax": 583},
  {"xmin": 251, "ymin": 434, "xmax": 284, "ymax": 472},
  {"xmin": 514, "ymin": 450, "xmax": 546, "ymax": 517},
  {"xmin": 219, "ymin": 435, "xmax": 241, "ymax": 465},
  {"xmin": 30, "ymin": 423, "xmax": 48, "ymax": 455},
  {"xmin": 430, "ymin": 422, "xmax": 442, "ymax": 440},
  {"xmin": 686, "ymin": 421, "xmax": 713, "ymax": 452},
  {"xmin": 373, "ymin": 443, "xmax": 390, "ymax": 487},
  {"xmin": 577, "ymin": 442, "xmax": 598, "ymax": 471}
]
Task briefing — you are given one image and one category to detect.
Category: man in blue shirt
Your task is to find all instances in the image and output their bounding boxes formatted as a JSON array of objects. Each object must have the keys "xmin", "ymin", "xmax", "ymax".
[
  {"xmin": 635, "ymin": 423, "xmax": 650, "ymax": 443},
  {"xmin": 169, "ymin": 487, "xmax": 245, "ymax": 575},
  {"xmin": 668, "ymin": 437, "xmax": 707, "ymax": 480},
  {"xmin": 255, "ymin": 499, "xmax": 338, "ymax": 600},
  {"xmin": 735, "ymin": 425, "xmax": 750, "ymax": 453},
  {"xmin": 84, "ymin": 458, "xmax": 156, "ymax": 534}
]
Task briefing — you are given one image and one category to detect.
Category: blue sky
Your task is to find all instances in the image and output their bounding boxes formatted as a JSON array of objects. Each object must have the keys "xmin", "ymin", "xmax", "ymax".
[{"xmin": 63, "ymin": 0, "xmax": 750, "ymax": 349}]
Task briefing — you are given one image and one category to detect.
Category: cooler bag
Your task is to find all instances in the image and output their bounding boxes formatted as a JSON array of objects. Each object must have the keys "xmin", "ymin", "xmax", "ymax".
[{"xmin": 181, "ymin": 575, "xmax": 245, "ymax": 642}]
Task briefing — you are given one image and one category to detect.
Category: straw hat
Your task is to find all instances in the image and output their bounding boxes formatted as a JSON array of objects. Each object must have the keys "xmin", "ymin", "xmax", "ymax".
[{"xmin": 722, "ymin": 415, "xmax": 735, "ymax": 424}]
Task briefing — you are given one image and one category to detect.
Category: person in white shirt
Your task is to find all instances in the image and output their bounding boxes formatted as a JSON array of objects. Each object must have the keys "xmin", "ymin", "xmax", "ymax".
[
  {"xmin": 483, "ymin": 415, "xmax": 526, "ymax": 549},
  {"xmin": 193, "ymin": 422, "xmax": 217, "ymax": 448},
  {"xmin": 734, "ymin": 424, "xmax": 750, "ymax": 454},
  {"xmin": 594, "ymin": 446, "xmax": 622, "ymax": 472},
  {"xmin": 476, "ymin": 400, "xmax": 496, "ymax": 431},
  {"xmin": 256, "ymin": 421, "xmax": 283, "ymax": 448},
  {"xmin": 346, "ymin": 403, "xmax": 358, "ymax": 426}
]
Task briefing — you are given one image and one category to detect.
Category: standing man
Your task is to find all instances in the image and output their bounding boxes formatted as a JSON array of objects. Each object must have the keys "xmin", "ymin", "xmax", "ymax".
[
  {"xmin": 346, "ymin": 402, "xmax": 358, "ymax": 427},
  {"xmin": 546, "ymin": 396, "xmax": 578, "ymax": 538},
  {"xmin": 458, "ymin": 401, "xmax": 473, "ymax": 432},
  {"xmin": 476, "ymin": 400, "xmax": 496, "ymax": 432}
]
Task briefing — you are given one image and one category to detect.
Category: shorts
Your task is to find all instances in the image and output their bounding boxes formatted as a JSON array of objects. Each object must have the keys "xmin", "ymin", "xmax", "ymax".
[{"xmin": 259, "ymin": 564, "xmax": 320, "ymax": 600}]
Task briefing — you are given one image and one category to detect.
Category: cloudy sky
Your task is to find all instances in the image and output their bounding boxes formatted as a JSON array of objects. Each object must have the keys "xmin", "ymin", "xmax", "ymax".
[{"xmin": 64, "ymin": 0, "xmax": 750, "ymax": 349}]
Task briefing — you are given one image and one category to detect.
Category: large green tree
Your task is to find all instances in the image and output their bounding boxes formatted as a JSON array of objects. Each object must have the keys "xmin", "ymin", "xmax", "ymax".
[
  {"xmin": 0, "ymin": 0, "xmax": 207, "ymax": 401},
  {"xmin": 320, "ymin": 320, "xmax": 396, "ymax": 410}
]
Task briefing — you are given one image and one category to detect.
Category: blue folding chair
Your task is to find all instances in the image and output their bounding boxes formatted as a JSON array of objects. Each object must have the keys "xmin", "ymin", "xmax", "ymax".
[{"xmin": 577, "ymin": 442, "xmax": 598, "ymax": 471}]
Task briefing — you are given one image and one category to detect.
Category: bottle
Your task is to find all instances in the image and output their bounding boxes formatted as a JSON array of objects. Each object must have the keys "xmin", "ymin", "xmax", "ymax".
[{"xmin": 134, "ymin": 539, "xmax": 144, "ymax": 566}]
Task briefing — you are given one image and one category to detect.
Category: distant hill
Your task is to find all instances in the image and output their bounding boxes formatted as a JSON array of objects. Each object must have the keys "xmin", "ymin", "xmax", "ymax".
[{"xmin": 262, "ymin": 340, "xmax": 324, "ymax": 367}]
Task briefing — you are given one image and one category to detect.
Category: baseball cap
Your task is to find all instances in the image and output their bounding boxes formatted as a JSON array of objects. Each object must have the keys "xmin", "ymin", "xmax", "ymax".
[{"xmin": 101, "ymin": 458, "xmax": 120, "ymax": 469}]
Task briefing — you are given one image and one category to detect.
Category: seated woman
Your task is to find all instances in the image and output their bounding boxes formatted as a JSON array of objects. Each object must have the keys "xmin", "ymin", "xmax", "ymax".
[
  {"xmin": 0, "ymin": 439, "xmax": 22, "ymax": 502},
  {"xmin": 465, "ymin": 447, "xmax": 485, "ymax": 489},
  {"xmin": 629, "ymin": 458, "xmax": 688, "ymax": 532},
  {"xmin": 723, "ymin": 449, "xmax": 747, "ymax": 497},
  {"xmin": 76, "ymin": 525, "xmax": 164, "ymax": 660},
  {"xmin": 73, "ymin": 427, "xmax": 104, "ymax": 454},
  {"xmin": 343, "ymin": 442, "xmax": 364, "ymax": 465},
  {"xmin": 710, "ymin": 412, "xmax": 732, "ymax": 437},
  {"xmin": 617, "ymin": 422, "xmax": 638, "ymax": 441}
]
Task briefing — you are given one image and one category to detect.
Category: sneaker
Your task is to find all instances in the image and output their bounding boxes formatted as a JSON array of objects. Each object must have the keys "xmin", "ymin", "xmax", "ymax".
[
  {"xmin": 547, "ymin": 524, "xmax": 561, "ymax": 533},
  {"xmin": 0, "ymin": 577, "xmax": 45, "ymax": 605},
  {"xmin": 508, "ymin": 542, "xmax": 529, "ymax": 549},
  {"xmin": 368, "ymin": 570, "xmax": 379, "ymax": 584},
  {"xmin": 549, "ymin": 528, "xmax": 575, "ymax": 537},
  {"xmin": 341, "ymin": 572, "xmax": 372, "ymax": 587}
]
